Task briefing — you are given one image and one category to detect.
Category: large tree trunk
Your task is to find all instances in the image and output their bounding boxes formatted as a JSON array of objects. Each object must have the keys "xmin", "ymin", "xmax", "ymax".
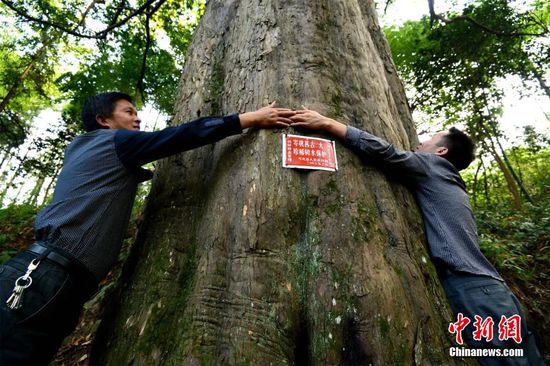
[{"xmin": 92, "ymin": 1, "xmax": 469, "ymax": 364}]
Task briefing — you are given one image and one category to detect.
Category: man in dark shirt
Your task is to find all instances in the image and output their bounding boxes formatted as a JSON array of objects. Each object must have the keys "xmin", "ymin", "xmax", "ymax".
[
  {"xmin": 290, "ymin": 107, "xmax": 544, "ymax": 366},
  {"xmin": 0, "ymin": 92, "xmax": 295, "ymax": 365}
]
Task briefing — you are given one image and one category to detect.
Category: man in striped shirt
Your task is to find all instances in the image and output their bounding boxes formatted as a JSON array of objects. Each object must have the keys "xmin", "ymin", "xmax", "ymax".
[
  {"xmin": 0, "ymin": 92, "xmax": 295, "ymax": 365},
  {"xmin": 290, "ymin": 107, "xmax": 544, "ymax": 366}
]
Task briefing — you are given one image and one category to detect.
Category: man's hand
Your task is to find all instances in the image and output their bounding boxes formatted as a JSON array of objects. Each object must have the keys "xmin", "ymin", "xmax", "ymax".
[
  {"xmin": 239, "ymin": 102, "xmax": 295, "ymax": 129},
  {"xmin": 290, "ymin": 106, "xmax": 347, "ymax": 139}
]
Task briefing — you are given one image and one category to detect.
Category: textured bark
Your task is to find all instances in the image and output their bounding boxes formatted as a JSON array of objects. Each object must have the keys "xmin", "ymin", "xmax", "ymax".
[{"xmin": 92, "ymin": 1, "xmax": 471, "ymax": 365}]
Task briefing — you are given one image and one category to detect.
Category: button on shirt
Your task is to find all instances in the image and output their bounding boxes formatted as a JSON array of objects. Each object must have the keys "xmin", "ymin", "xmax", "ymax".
[{"xmin": 345, "ymin": 127, "xmax": 502, "ymax": 281}]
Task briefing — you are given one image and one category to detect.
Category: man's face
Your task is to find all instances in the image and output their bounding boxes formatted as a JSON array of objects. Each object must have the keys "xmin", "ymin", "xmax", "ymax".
[
  {"xmin": 96, "ymin": 99, "xmax": 141, "ymax": 131},
  {"xmin": 415, "ymin": 131, "xmax": 449, "ymax": 156}
]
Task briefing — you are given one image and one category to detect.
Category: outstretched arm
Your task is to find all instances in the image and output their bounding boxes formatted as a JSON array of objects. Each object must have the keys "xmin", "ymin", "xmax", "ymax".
[
  {"xmin": 239, "ymin": 101, "xmax": 295, "ymax": 129},
  {"xmin": 289, "ymin": 106, "xmax": 347, "ymax": 139},
  {"xmin": 116, "ymin": 103, "xmax": 295, "ymax": 168},
  {"xmin": 290, "ymin": 107, "xmax": 428, "ymax": 178}
]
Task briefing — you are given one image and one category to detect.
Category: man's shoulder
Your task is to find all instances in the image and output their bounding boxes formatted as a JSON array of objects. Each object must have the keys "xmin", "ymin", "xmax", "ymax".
[
  {"xmin": 421, "ymin": 154, "xmax": 466, "ymax": 188},
  {"xmin": 415, "ymin": 152, "xmax": 457, "ymax": 171},
  {"xmin": 65, "ymin": 129, "xmax": 118, "ymax": 156},
  {"xmin": 70, "ymin": 129, "xmax": 116, "ymax": 143}
]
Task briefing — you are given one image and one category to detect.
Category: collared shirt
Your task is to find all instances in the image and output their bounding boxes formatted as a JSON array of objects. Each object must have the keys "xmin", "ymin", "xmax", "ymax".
[
  {"xmin": 34, "ymin": 114, "xmax": 242, "ymax": 280},
  {"xmin": 345, "ymin": 126, "xmax": 502, "ymax": 280}
]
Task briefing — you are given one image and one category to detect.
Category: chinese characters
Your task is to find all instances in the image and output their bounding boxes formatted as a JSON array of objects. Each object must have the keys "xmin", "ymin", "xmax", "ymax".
[
  {"xmin": 448, "ymin": 313, "xmax": 522, "ymax": 345},
  {"xmin": 283, "ymin": 135, "xmax": 337, "ymax": 171}
]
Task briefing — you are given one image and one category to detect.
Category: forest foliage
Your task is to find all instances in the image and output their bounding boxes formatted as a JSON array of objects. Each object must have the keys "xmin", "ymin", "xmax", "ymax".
[{"xmin": 0, "ymin": 0, "xmax": 549, "ymax": 361}]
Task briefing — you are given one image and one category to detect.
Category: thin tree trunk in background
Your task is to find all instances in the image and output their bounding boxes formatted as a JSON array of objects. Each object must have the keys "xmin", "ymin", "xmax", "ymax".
[
  {"xmin": 92, "ymin": 1, "xmax": 469, "ymax": 364},
  {"xmin": 486, "ymin": 141, "xmax": 522, "ymax": 210},
  {"xmin": 527, "ymin": 62, "xmax": 550, "ymax": 99},
  {"xmin": 26, "ymin": 175, "xmax": 45, "ymax": 206},
  {"xmin": 472, "ymin": 160, "xmax": 483, "ymax": 208},
  {"xmin": 0, "ymin": 146, "xmax": 31, "ymax": 206},
  {"xmin": 493, "ymin": 134, "xmax": 533, "ymax": 204},
  {"xmin": 509, "ymin": 148, "xmax": 523, "ymax": 183},
  {"xmin": 0, "ymin": 149, "xmax": 11, "ymax": 170},
  {"xmin": 40, "ymin": 166, "xmax": 60, "ymax": 206},
  {"xmin": 479, "ymin": 92, "xmax": 533, "ymax": 204},
  {"xmin": 12, "ymin": 176, "xmax": 27, "ymax": 203},
  {"xmin": 482, "ymin": 161, "xmax": 491, "ymax": 207}
]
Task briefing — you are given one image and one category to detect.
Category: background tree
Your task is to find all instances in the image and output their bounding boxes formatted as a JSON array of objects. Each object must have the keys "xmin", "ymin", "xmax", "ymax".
[
  {"xmin": 0, "ymin": 0, "xmax": 547, "ymax": 363},
  {"xmin": 91, "ymin": 1, "xmax": 470, "ymax": 364},
  {"xmin": 385, "ymin": 0, "xmax": 548, "ymax": 208},
  {"xmin": 0, "ymin": 0, "xmax": 203, "ymax": 206},
  {"xmin": 462, "ymin": 127, "xmax": 550, "ymax": 353}
]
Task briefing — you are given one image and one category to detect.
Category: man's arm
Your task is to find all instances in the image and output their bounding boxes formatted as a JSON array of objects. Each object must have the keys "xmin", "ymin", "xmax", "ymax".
[
  {"xmin": 290, "ymin": 107, "xmax": 428, "ymax": 178},
  {"xmin": 116, "ymin": 103, "xmax": 294, "ymax": 168}
]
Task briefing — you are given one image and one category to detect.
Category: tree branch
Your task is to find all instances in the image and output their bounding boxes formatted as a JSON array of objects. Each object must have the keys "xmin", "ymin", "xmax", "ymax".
[
  {"xmin": 0, "ymin": 0, "xmax": 168, "ymax": 39},
  {"xmin": 96, "ymin": 0, "xmax": 169, "ymax": 38},
  {"xmin": 427, "ymin": 0, "xmax": 548, "ymax": 37},
  {"xmin": 136, "ymin": 8, "xmax": 152, "ymax": 104},
  {"xmin": 107, "ymin": 0, "xmax": 127, "ymax": 28},
  {"xmin": 383, "ymin": 0, "xmax": 394, "ymax": 14}
]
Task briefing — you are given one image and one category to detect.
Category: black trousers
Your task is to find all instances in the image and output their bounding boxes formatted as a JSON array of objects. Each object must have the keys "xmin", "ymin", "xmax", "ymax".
[{"xmin": 0, "ymin": 250, "xmax": 97, "ymax": 365}]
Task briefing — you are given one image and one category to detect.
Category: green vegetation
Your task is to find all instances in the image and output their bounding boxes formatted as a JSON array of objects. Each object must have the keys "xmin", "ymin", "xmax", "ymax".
[
  {"xmin": 0, "ymin": 0, "xmax": 205, "ymax": 206},
  {"xmin": 0, "ymin": 203, "xmax": 39, "ymax": 263},
  {"xmin": 0, "ymin": 0, "xmax": 548, "ymax": 362},
  {"xmin": 462, "ymin": 131, "xmax": 550, "ymax": 355},
  {"xmin": 385, "ymin": 0, "xmax": 548, "ymax": 211},
  {"xmin": 384, "ymin": 0, "xmax": 549, "ymax": 357}
]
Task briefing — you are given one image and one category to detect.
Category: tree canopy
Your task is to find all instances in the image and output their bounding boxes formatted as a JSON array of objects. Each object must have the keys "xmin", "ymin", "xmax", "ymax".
[
  {"xmin": 0, "ymin": 0, "xmax": 549, "ymax": 361},
  {"xmin": 0, "ymin": 0, "xmax": 204, "ymax": 205},
  {"xmin": 0, "ymin": 0, "xmax": 204, "ymax": 150},
  {"xmin": 384, "ymin": 0, "xmax": 549, "ymax": 208}
]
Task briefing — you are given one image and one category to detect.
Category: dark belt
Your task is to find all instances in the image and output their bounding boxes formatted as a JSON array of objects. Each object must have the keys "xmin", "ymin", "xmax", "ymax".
[
  {"xmin": 28, "ymin": 243, "xmax": 72, "ymax": 268},
  {"xmin": 26, "ymin": 243, "xmax": 98, "ymax": 291}
]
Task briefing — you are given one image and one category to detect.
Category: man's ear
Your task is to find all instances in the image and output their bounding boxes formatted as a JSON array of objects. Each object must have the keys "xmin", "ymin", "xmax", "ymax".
[
  {"xmin": 96, "ymin": 114, "xmax": 110, "ymax": 128},
  {"xmin": 435, "ymin": 146, "xmax": 448, "ymax": 156}
]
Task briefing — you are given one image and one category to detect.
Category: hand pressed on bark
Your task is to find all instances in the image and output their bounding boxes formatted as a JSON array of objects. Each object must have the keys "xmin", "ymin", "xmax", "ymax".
[
  {"xmin": 239, "ymin": 101, "xmax": 295, "ymax": 129},
  {"xmin": 289, "ymin": 106, "xmax": 347, "ymax": 139}
]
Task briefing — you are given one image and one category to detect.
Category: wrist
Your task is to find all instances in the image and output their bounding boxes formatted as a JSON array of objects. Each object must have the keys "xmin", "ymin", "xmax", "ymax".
[
  {"xmin": 325, "ymin": 118, "xmax": 347, "ymax": 139},
  {"xmin": 239, "ymin": 112, "xmax": 256, "ymax": 129},
  {"xmin": 322, "ymin": 117, "xmax": 335, "ymax": 131}
]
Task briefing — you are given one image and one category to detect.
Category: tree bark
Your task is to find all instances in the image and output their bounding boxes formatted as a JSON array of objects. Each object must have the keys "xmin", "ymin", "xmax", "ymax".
[{"xmin": 92, "ymin": 1, "xmax": 469, "ymax": 364}]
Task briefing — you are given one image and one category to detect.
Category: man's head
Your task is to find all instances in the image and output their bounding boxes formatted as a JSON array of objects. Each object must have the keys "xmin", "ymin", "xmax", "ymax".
[
  {"xmin": 415, "ymin": 127, "xmax": 475, "ymax": 170},
  {"xmin": 81, "ymin": 92, "xmax": 141, "ymax": 131}
]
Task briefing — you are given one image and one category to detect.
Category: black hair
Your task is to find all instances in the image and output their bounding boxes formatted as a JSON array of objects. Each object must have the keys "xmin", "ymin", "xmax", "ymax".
[
  {"xmin": 438, "ymin": 127, "xmax": 476, "ymax": 171},
  {"xmin": 81, "ymin": 92, "xmax": 133, "ymax": 131}
]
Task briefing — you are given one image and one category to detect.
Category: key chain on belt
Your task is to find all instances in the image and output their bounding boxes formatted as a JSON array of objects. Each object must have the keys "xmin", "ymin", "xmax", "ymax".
[{"xmin": 6, "ymin": 249, "xmax": 50, "ymax": 310}]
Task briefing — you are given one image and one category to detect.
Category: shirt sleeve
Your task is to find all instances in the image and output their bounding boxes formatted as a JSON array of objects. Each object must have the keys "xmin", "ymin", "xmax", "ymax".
[
  {"xmin": 114, "ymin": 114, "xmax": 242, "ymax": 168},
  {"xmin": 345, "ymin": 126, "xmax": 429, "ymax": 179}
]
